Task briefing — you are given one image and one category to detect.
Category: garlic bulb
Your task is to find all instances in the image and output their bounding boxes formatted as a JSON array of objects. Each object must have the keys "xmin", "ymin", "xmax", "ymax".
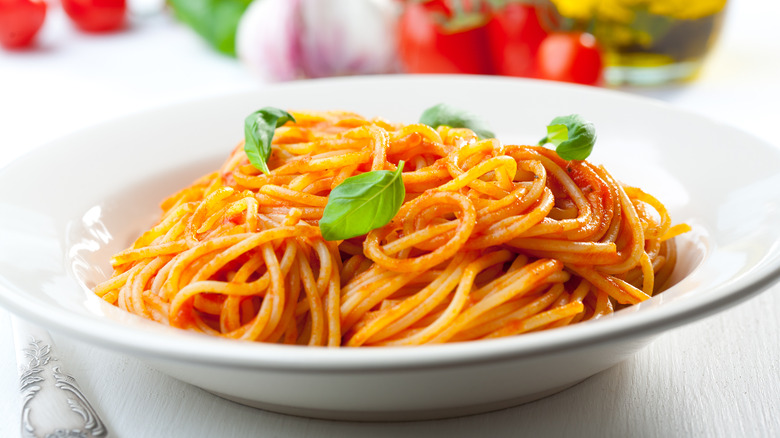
[
  {"xmin": 236, "ymin": 0, "xmax": 400, "ymax": 82},
  {"xmin": 235, "ymin": 0, "xmax": 303, "ymax": 82}
]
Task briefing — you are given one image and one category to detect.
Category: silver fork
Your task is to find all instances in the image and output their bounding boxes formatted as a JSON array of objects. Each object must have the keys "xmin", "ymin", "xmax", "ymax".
[{"xmin": 12, "ymin": 316, "xmax": 109, "ymax": 438}]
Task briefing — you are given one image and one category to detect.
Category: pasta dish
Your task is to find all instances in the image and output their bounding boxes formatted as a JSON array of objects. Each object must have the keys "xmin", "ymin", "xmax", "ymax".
[{"xmin": 94, "ymin": 108, "xmax": 688, "ymax": 347}]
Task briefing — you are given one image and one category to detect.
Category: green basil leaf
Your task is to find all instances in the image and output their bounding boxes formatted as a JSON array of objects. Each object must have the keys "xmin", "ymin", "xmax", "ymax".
[
  {"xmin": 168, "ymin": 0, "xmax": 253, "ymax": 56},
  {"xmin": 244, "ymin": 107, "xmax": 296, "ymax": 175},
  {"xmin": 419, "ymin": 103, "xmax": 495, "ymax": 139},
  {"xmin": 538, "ymin": 114, "xmax": 596, "ymax": 160},
  {"xmin": 320, "ymin": 162, "xmax": 406, "ymax": 241}
]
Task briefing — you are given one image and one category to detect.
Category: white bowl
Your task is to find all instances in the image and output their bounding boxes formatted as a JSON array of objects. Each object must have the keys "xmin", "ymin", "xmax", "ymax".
[{"xmin": 1, "ymin": 76, "xmax": 779, "ymax": 421}]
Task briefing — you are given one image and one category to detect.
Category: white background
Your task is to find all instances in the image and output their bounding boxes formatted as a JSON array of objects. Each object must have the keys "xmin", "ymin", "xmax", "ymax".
[{"xmin": 1, "ymin": 0, "xmax": 778, "ymax": 436}]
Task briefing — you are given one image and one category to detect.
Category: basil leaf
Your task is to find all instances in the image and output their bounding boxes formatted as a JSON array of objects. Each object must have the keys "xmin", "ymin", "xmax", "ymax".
[
  {"xmin": 168, "ymin": 0, "xmax": 253, "ymax": 56},
  {"xmin": 244, "ymin": 107, "xmax": 295, "ymax": 175},
  {"xmin": 419, "ymin": 103, "xmax": 495, "ymax": 139},
  {"xmin": 538, "ymin": 114, "xmax": 596, "ymax": 160},
  {"xmin": 320, "ymin": 162, "xmax": 406, "ymax": 241}
]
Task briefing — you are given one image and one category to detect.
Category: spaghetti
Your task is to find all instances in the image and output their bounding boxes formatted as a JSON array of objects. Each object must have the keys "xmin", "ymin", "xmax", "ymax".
[{"xmin": 94, "ymin": 110, "xmax": 689, "ymax": 347}]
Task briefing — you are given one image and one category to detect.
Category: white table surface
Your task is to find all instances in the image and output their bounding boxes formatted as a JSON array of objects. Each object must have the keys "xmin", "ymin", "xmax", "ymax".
[{"xmin": 1, "ymin": 0, "xmax": 778, "ymax": 436}]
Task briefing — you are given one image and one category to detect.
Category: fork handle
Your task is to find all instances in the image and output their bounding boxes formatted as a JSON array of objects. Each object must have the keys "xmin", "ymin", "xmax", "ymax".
[{"xmin": 12, "ymin": 316, "xmax": 109, "ymax": 438}]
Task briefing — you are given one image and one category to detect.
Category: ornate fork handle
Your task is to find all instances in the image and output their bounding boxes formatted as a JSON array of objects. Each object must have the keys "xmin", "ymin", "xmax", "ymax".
[{"xmin": 12, "ymin": 316, "xmax": 109, "ymax": 438}]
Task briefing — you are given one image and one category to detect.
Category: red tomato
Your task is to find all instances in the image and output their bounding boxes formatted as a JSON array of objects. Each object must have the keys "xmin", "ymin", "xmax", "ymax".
[
  {"xmin": 398, "ymin": 2, "xmax": 494, "ymax": 75},
  {"xmin": 486, "ymin": 2, "xmax": 548, "ymax": 77},
  {"xmin": 0, "ymin": 0, "xmax": 47, "ymax": 49},
  {"xmin": 537, "ymin": 32, "xmax": 603, "ymax": 85},
  {"xmin": 415, "ymin": 0, "xmax": 483, "ymax": 17},
  {"xmin": 414, "ymin": 0, "xmax": 453, "ymax": 17},
  {"xmin": 62, "ymin": 0, "xmax": 126, "ymax": 33}
]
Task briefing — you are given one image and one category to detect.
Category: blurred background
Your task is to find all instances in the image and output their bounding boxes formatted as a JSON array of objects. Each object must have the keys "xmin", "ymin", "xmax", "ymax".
[
  {"xmin": 1, "ymin": 0, "xmax": 779, "ymax": 437},
  {"xmin": 0, "ymin": 0, "xmax": 731, "ymax": 84}
]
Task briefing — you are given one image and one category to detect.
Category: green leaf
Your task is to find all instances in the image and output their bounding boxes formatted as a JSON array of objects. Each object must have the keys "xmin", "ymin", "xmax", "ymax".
[
  {"xmin": 538, "ymin": 114, "xmax": 596, "ymax": 160},
  {"xmin": 419, "ymin": 103, "xmax": 495, "ymax": 139},
  {"xmin": 167, "ymin": 0, "xmax": 254, "ymax": 56},
  {"xmin": 244, "ymin": 107, "xmax": 296, "ymax": 175},
  {"xmin": 320, "ymin": 162, "xmax": 406, "ymax": 241}
]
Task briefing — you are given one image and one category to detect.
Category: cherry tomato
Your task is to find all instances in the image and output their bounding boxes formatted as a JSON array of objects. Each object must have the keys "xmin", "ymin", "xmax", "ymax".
[
  {"xmin": 486, "ymin": 2, "xmax": 548, "ymax": 77},
  {"xmin": 397, "ymin": 1, "xmax": 494, "ymax": 75},
  {"xmin": 0, "ymin": 0, "xmax": 47, "ymax": 49},
  {"xmin": 537, "ymin": 32, "xmax": 603, "ymax": 85},
  {"xmin": 62, "ymin": 0, "xmax": 126, "ymax": 33}
]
